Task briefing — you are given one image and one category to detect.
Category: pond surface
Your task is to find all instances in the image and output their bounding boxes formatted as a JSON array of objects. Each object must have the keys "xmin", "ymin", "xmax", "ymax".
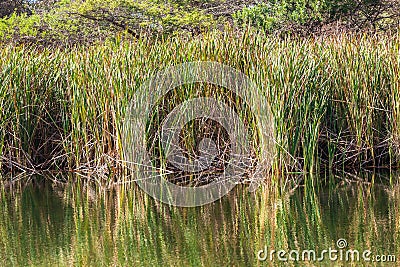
[{"xmin": 0, "ymin": 175, "xmax": 399, "ymax": 266}]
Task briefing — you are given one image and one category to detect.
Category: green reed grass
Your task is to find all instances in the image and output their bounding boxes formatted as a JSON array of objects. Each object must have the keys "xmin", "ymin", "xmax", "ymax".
[{"xmin": 0, "ymin": 30, "xmax": 399, "ymax": 186}]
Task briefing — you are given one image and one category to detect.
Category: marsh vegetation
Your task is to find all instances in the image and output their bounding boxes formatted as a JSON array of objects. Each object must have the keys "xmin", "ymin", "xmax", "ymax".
[
  {"xmin": 1, "ymin": 6, "xmax": 400, "ymax": 264},
  {"xmin": 0, "ymin": 31, "xmax": 399, "ymax": 187}
]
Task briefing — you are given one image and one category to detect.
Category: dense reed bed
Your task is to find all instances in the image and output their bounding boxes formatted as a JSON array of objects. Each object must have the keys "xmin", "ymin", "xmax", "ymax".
[{"xmin": 0, "ymin": 30, "xmax": 399, "ymax": 186}]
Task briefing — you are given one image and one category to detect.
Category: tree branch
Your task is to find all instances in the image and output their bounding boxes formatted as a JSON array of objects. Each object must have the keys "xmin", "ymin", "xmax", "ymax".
[{"xmin": 70, "ymin": 11, "xmax": 140, "ymax": 39}]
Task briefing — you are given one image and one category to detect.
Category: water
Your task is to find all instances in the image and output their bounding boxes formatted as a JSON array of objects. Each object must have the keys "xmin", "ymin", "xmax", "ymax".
[{"xmin": 0, "ymin": 176, "xmax": 399, "ymax": 266}]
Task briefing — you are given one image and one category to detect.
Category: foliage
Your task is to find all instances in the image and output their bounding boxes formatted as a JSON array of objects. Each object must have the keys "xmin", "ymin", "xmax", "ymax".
[
  {"xmin": 233, "ymin": 0, "xmax": 400, "ymax": 34},
  {"xmin": 0, "ymin": 12, "xmax": 41, "ymax": 39},
  {"xmin": 0, "ymin": 0, "xmax": 217, "ymax": 44},
  {"xmin": 0, "ymin": 0, "xmax": 399, "ymax": 43}
]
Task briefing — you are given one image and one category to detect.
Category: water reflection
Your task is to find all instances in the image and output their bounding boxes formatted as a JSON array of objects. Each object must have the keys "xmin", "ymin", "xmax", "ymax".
[{"xmin": 0, "ymin": 175, "xmax": 399, "ymax": 266}]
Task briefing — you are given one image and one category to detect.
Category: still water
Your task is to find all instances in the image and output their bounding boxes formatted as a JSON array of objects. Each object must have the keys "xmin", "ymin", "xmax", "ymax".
[{"xmin": 0, "ymin": 175, "xmax": 399, "ymax": 266}]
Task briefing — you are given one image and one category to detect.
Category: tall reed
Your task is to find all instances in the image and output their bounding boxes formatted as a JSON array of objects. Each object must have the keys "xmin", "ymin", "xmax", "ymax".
[{"xmin": 0, "ymin": 30, "xmax": 399, "ymax": 185}]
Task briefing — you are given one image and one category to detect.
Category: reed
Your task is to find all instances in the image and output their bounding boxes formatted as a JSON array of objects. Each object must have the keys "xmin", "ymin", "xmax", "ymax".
[{"xmin": 0, "ymin": 30, "xmax": 399, "ymax": 186}]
